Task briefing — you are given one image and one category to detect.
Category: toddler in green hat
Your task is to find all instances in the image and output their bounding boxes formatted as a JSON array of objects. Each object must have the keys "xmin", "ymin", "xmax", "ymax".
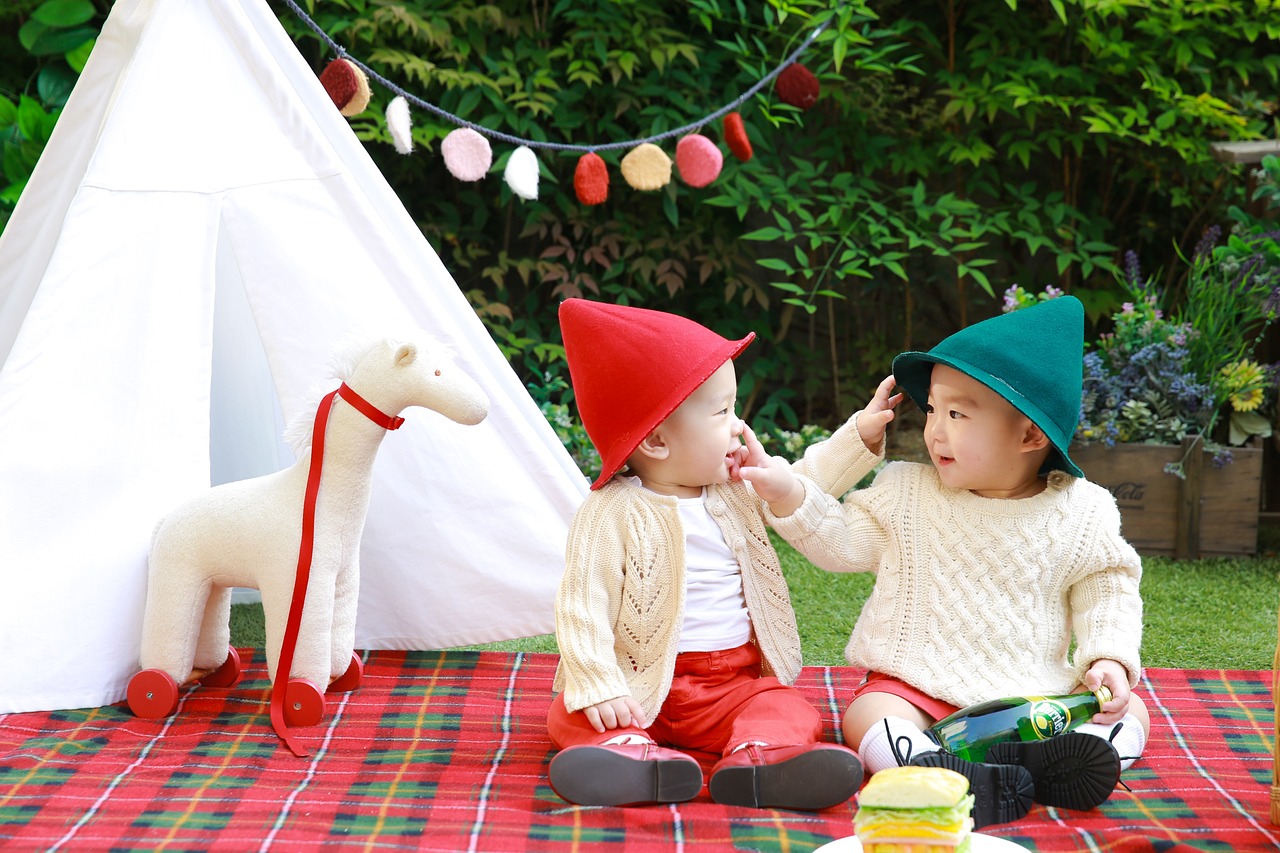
[{"xmin": 737, "ymin": 296, "xmax": 1149, "ymax": 828}]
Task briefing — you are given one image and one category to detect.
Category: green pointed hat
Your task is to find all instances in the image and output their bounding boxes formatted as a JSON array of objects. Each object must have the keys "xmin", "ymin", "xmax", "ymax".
[{"xmin": 891, "ymin": 296, "xmax": 1085, "ymax": 478}]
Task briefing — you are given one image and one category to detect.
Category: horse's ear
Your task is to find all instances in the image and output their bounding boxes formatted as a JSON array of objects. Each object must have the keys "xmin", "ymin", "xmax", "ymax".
[{"xmin": 394, "ymin": 342, "xmax": 418, "ymax": 366}]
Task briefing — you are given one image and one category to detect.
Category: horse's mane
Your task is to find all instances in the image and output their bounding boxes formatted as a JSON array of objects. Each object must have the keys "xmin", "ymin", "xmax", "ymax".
[{"xmin": 282, "ymin": 332, "xmax": 454, "ymax": 453}]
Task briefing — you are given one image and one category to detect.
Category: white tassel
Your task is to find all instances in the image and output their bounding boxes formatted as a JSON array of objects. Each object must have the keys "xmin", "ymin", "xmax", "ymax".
[
  {"xmin": 504, "ymin": 145, "xmax": 540, "ymax": 200},
  {"xmin": 386, "ymin": 96, "xmax": 413, "ymax": 155}
]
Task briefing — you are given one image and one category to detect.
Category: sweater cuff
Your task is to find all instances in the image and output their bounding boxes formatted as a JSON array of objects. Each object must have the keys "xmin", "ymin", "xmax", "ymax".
[
  {"xmin": 794, "ymin": 413, "xmax": 883, "ymax": 498},
  {"xmin": 764, "ymin": 476, "xmax": 833, "ymax": 536}
]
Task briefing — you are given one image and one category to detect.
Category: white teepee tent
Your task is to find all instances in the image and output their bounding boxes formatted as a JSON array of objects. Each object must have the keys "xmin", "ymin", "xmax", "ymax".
[{"xmin": 0, "ymin": 0, "xmax": 587, "ymax": 714}]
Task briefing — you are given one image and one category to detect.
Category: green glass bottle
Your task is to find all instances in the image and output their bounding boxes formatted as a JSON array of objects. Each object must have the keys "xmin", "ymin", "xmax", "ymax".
[{"xmin": 927, "ymin": 686, "xmax": 1112, "ymax": 763}]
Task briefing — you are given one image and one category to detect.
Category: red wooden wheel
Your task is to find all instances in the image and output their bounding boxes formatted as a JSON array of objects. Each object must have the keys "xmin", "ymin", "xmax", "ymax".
[
  {"xmin": 199, "ymin": 646, "xmax": 242, "ymax": 688},
  {"xmin": 327, "ymin": 652, "xmax": 362, "ymax": 693},
  {"xmin": 282, "ymin": 678, "xmax": 325, "ymax": 727},
  {"xmin": 127, "ymin": 669, "xmax": 179, "ymax": 719}
]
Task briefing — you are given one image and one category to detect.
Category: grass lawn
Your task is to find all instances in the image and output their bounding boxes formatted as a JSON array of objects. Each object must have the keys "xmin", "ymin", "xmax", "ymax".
[{"xmin": 229, "ymin": 527, "xmax": 1280, "ymax": 670}]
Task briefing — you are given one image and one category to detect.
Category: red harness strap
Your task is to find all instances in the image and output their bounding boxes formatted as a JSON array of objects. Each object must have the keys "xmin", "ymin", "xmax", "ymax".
[{"xmin": 270, "ymin": 384, "xmax": 401, "ymax": 756}]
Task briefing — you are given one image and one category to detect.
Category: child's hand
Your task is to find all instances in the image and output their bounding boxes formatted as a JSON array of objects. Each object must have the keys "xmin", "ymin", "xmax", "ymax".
[
  {"xmin": 583, "ymin": 696, "xmax": 648, "ymax": 733},
  {"xmin": 1082, "ymin": 659, "xmax": 1131, "ymax": 724},
  {"xmin": 736, "ymin": 422, "xmax": 805, "ymax": 516},
  {"xmin": 855, "ymin": 374, "xmax": 903, "ymax": 455}
]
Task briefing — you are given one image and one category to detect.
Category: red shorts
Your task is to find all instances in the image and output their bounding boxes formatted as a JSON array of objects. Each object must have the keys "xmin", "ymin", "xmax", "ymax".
[{"xmin": 851, "ymin": 672, "xmax": 960, "ymax": 722}]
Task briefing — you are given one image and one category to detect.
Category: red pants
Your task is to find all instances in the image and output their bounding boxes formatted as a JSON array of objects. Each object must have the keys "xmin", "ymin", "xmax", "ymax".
[
  {"xmin": 548, "ymin": 642, "xmax": 823, "ymax": 757},
  {"xmin": 852, "ymin": 671, "xmax": 960, "ymax": 722}
]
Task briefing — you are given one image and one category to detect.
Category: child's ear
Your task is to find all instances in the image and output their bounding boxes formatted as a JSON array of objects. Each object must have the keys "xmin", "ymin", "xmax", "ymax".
[
  {"xmin": 1022, "ymin": 422, "xmax": 1050, "ymax": 453},
  {"xmin": 634, "ymin": 428, "xmax": 671, "ymax": 461}
]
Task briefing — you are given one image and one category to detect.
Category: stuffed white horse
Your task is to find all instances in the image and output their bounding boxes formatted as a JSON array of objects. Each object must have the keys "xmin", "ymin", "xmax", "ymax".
[{"xmin": 127, "ymin": 333, "xmax": 488, "ymax": 753}]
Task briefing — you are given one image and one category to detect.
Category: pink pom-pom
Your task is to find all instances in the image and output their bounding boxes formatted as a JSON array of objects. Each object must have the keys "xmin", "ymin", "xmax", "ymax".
[
  {"xmin": 675, "ymin": 134, "xmax": 723, "ymax": 188},
  {"xmin": 441, "ymin": 127, "xmax": 492, "ymax": 182}
]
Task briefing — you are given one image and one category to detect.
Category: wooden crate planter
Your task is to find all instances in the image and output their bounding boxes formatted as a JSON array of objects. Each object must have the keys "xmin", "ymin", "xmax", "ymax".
[{"xmin": 1071, "ymin": 437, "xmax": 1263, "ymax": 558}]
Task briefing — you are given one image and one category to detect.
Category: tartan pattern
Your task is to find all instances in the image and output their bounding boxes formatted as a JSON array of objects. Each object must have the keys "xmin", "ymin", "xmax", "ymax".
[{"xmin": 1, "ymin": 652, "xmax": 1278, "ymax": 851}]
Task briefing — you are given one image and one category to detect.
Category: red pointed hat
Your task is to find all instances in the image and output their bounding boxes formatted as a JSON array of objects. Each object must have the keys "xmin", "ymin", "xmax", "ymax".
[{"xmin": 559, "ymin": 298, "xmax": 755, "ymax": 489}]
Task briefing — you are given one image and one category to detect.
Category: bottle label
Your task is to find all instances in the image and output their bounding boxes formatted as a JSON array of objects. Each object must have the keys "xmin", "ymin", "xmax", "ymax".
[{"xmin": 1028, "ymin": 698, "xmax": 1072, "ymax": 739}]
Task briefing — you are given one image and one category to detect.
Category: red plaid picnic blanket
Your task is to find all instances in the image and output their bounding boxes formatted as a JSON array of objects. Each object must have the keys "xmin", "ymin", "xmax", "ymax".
[{"xmin": 1, "ymin": 651, "xmax": 1277, "ymax": 851}]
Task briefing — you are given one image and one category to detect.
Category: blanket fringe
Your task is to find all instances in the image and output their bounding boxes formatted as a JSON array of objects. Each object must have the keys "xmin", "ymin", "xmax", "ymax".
[{"xmin": 1272, "ymin": 598, "xmax": 1280, "ymax": 825}]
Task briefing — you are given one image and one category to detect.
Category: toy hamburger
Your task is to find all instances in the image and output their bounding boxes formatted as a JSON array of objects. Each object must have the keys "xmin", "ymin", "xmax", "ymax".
[{"xmin": 854, "ymin": 766, "xmax": 974, "ymax": 852}]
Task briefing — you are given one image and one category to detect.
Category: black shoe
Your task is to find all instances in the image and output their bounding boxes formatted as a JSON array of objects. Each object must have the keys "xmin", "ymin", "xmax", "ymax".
[
  {"xmin": 987, "ymin": 731, "xmax": 1120, "ymax": 812},
  {"xmin": 709, "ymin": 743, "xmax": 864, "ymax": 810},
  {"xmin": 909, "ymin": 751, "xmax": 1034, "ymax": 828},
  {"xmin": 548, "ymin": 743, "xmax": 703, "ymax": 806}
]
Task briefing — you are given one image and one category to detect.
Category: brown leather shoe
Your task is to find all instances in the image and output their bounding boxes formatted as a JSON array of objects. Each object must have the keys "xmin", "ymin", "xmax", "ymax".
[
  {"xmin": 708, "ymin": 743, "xmax": 863, "ymax": 810},
  {"xmin": 548, "ymin": 743, "xmax": 704, "ymax": 806}
]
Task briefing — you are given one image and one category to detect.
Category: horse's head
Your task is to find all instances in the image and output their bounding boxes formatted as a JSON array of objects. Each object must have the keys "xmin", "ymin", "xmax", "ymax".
[{"xmin": 349, "ymin": 334, "xmax": 489, "ymax": 426}]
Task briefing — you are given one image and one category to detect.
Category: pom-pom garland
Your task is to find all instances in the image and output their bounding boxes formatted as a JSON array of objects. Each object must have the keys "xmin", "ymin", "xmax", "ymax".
[
  {"xmin": 675, "ymin": 134, "xmax": 723, "ymax": 188},
  {"xmin": 386, "ymin": 96, "xmax": 413, "ymax": 154},
  {"xmin": 574, "ymin": 153, "xmax": 609, "ymax": 205},
  {"xmin": 319, "ymin": 58, "xmax": 372, "ymax": 117},
  {"xmin": 723, "ymin": 112, "xmax": 753, "ymax": 162},
  {"xmin": 620, "ymin": 143, "xmax": 672, "ymax": 191},
  {"xmin": 504, "ymin": 145, "xmax": 540, "ymax": 200},
  {"xmin": 775, "ymin": 63, "xmax": 819, "ymax": 110},
  {"xmin": 441, "ymin": 127, "xmax": 493, "ymax": 181}
]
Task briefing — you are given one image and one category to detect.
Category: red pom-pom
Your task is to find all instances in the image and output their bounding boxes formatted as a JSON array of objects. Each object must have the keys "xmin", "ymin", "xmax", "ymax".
[
  {"xmin": 319, "ymin": 58, "xmax": 371, "ymax": 116},
  {"xmin": 675, "ymin": 134, "xmax": 723, "ymax": 188},
  {"xmin": 776, "ymin": 63, "xmax": 819, "ymax": 111},
  {"xmin": 574, "ymin": 152, "xmax": 609, "ymax": 206},
  {"xmin": 723, "ymin": 112, "xmax": 753, "ymax": 162}
]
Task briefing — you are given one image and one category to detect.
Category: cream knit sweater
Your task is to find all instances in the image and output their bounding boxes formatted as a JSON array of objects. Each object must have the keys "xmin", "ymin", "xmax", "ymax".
[
  {"xmin": 552, "ymin": 478, "xmax": 803, "ymax": 721},
  {"xmin": 775, "ymin": 419, "xmax": 1144, "ymax": 708}
]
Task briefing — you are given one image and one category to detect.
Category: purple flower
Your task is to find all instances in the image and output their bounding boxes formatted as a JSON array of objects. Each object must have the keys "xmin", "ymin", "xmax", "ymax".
[{"xmin": 1193, "ymin": 225, "xmax": 1221, "ymax": 260}]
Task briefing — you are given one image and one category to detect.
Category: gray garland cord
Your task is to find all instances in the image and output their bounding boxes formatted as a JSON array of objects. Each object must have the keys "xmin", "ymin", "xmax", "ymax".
[{"xmin": 279, "ymin": 0, "xmax": 835, "ymax": 153}]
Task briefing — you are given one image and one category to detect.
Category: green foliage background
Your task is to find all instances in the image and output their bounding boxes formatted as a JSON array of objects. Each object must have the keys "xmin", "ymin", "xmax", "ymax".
[{"xmin": 3, "ymin": 0, "xmax": 1279, "ymax": 435}]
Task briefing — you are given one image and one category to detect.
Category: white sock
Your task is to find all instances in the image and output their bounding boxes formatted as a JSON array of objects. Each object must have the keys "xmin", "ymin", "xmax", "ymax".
[
  {"xmin": 858, "ymin": 716, "xmax": 940, "ymax": 775},
  {"xmin": 603, "ymin": 733, "xmax": 654, "ymax": 746},
  {"xmin": 1076, "ymin": 713, "xmax": 1146, "ymax": 771}
]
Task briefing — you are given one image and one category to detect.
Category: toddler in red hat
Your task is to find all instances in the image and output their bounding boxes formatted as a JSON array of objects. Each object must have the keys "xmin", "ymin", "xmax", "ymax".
[{"xmin": 545, "ymin": 298, "xmax": 863, "ymax": 810}]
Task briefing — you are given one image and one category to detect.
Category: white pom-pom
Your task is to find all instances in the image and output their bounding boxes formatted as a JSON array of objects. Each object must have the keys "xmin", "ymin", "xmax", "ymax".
[
  {"xmin": 441, "ymin": 127, "xmax": 492, "ymax": 182},
  {"xmin": 504, "ymin": 145, "xmax": 540, "ymax": 200},
  {"xmin": 386, "ymin": 96, "xmax": 413, "ymax": 155}
]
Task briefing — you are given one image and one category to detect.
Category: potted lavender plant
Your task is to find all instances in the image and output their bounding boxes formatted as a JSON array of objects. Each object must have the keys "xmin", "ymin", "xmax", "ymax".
[{"xmin": 1005, "ymin": 225, "xmax": 1280, "ymax": 557}]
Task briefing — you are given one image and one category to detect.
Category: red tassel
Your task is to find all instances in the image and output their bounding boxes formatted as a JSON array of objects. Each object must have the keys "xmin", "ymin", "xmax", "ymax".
[
  {"xmin": 574, "ymin": 152, "xmax": 609, "ymax": 206},
  {"xmin": 723, "ymin": 112, "xmax": 753, "ymax": 162},
  {"xmin": 776, "ymin": 63, "xmax": 820, "ymax": 111}
]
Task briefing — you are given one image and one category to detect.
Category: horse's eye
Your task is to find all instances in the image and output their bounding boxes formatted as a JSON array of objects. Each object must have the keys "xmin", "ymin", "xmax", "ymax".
[{"xmin": 434, "ymin": 369, "xmax": 442, "ymax": 377}]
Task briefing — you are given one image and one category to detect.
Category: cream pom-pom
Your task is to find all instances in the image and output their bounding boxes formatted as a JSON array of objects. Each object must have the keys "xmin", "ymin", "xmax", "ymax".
[
  {"xmin": 386, "ymin": 96, "xmax": 413, "ymax": 155},
  {"xmin": 441, "ymin": 127, "xmax": 492, "ymax": 182},
  {"xmin": 504, "ymin": 145, "xmax": 540, "ymax": 200},
  {"xmin": 620, "ymin": 143, "xmax": 672, "ymax": 191}
]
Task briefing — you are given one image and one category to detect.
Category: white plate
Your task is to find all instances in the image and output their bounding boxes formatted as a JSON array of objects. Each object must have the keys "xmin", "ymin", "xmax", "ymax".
[{"xmin": 813, "ymin": 833, "xmax": 1028, "ymax": 852}]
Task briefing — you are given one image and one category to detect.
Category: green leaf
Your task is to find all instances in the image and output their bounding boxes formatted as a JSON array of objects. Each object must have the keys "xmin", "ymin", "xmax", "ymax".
[
  {"xmin": 741, "ymin": 226, "xmax": 785, "ymax": 241},
  {"xmin": 15, "ymin": 96, "xmax": 50, "ymax": 142},
  {"xmin": 36, "ymin": 65, "xmax": 77, "ymax": 108},
  {"xmin": 662, "ymin": 190, "xmax": 679, "ymax": 229},
  {"xmin": 26, "ymin": 25, "xmax": 97, "ymax": 57},
  {"xmin": 32, "ymin": 0, "xmax": 96, "ymax": 27},
  {"xmin": 18, "ymin": 19, "xmax": 47, "ymax": 52},
  {"xmin": 65, "ymin": 36, "xmax": 94, "ymax": 73}
]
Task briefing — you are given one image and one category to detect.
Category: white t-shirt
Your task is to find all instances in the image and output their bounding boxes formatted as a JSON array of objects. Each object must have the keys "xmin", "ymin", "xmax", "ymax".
[{"xmin": 676, "ymin": 491, "xmax": 752, "ymax": 652}]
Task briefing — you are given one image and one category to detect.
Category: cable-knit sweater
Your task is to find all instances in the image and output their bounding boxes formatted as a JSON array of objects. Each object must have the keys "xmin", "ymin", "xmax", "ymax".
[
  {"xmin": 552, "ymin": 478, "xmax": 803, "ymax": 721},
  {"xmin": 773, "ymin": 424, "xmax": 1144, "ymax": 709}
]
